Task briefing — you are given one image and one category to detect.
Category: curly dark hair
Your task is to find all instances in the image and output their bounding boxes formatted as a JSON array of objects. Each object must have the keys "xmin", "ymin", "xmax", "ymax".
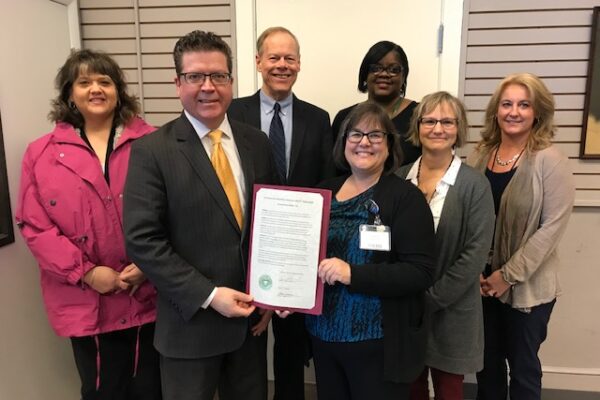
[
  {"xmin": 48, "ymin": 49, "xmax": 139, "ymax": 128},
  {"xmin": 173, "ymin": 30, "xmax": 233, "ymax": 75}
]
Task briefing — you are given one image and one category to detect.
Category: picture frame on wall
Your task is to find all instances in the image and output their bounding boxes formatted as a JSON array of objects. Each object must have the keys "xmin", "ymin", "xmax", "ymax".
[
  {"xmin": 0, "ymin": 112, "xmax": 15, "ymax": 247},
  {"xmin": 581, "ymin": 6, "xmax": 600, "ymax": 159}
]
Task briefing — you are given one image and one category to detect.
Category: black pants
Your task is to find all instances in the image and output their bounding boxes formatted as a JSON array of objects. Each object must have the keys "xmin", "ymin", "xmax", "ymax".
[
  {"xmin": 476, "ymin": 297, "xmax": 555, "ymax": 400},
  {"xmin": 70, "ymin": 323, "xmax": 161, "ymax": 400},
  {"xmin": 272, "ymin": 313, "xmax": 308, "ymax": 400},
  {"xmin": 311, "ymin": 335, "xmax": 409, "ymax": 400}
]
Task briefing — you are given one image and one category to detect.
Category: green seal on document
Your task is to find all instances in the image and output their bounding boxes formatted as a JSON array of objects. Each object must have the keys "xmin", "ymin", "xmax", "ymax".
[{"xmin": 259, "ymin": 275, "xmax": 273, "ymax": 290}]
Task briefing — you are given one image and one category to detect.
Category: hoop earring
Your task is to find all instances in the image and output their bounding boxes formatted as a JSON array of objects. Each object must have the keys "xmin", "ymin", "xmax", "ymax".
[{"xmin": 69, "ymin": 101, "xmax": 79, "ymax": 114}]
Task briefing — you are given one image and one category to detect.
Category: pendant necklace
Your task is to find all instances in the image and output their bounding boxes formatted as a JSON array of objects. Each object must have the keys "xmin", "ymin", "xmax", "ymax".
[
  {"xmin": 417, "ymin": 156, "xmax": 453, "ymax": 204},
  {"xmin": 493, "ymin": 145, "xmax": 525, "ymax": 168},
  {"xmin": 388, "ymin": 96, "xmax": 404, "ymax": 118}
]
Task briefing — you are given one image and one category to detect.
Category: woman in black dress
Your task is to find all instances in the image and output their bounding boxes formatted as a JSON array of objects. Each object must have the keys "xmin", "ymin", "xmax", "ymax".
[{"xmin": 332, "ymin": 41, "xmax": 421, "ymax": 165}]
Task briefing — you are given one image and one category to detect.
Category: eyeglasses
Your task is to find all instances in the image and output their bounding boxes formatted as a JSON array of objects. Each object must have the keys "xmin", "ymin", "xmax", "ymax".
[
  {"xmin": 419, "ymin": 118, "xmax": 458, "ymax": 129},
  {"xmin": 368, "ymin": 64, "xmax": 403, "ymax": 76},
  {"xmin": 179, "ymin": 72, "xmax": 232, "ymax": 85},
  {"xmin": 346, "ymin": 129, "xmax": 387, "ymax": 144}
]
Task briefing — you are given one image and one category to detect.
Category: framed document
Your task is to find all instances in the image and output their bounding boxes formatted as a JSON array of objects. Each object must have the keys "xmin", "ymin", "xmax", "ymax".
[
  {"xmin": 247, "ymin": 184, "xmax": 331, "ymax": 315},
  {"xmin": 581, "ymin": 7, "xmax": 600, "ymax": 158}
]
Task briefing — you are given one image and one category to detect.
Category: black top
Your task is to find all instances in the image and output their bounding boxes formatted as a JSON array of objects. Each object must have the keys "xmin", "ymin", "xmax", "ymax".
[
  {"xmin": 331, "ymin": 101, "xmax": 421, "ymax": 166},
  {"xmin": 485, "ymin": 167, "xmax": 517, "ymax": 215},
  {"xmin": 484, "ymin": 167, "xmax": 517, "ymax": 276},
  {"xmin": 79, "ymin": 126, "xmax": 117, "ymax": 183}
]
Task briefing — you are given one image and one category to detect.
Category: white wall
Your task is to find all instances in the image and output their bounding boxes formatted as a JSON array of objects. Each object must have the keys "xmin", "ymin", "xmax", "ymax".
[
  {"xmin": 540, "ymin": 208, "xmax": 600, "ymax": 391},
  {"xmin": 0, "ymin": 0, "xmax": 597, "ymax": 397},
  {"xmin": 235, "ymin": 0, "xmax": 464, "ymax": 120},
  {"xmin": 0, "ymin": 0, "xmax": 80, "ymax": 398}
]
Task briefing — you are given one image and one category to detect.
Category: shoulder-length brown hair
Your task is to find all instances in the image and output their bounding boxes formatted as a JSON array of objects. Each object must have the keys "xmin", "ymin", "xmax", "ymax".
[
  {"xmin": 48, "ymin": 49, "xmax": 139, "ymax": 128},
  {"xmin": 333, "ymin": 102, "xmax": 403, "ymax": 174},
  {"xmin": 479, "ymin": 73, "xmax": 555, "ymax": 152}
]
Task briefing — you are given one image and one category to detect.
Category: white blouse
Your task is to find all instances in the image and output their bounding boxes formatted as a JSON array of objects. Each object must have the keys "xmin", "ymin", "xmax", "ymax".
[{"xmin": 405, "ymin": 155, "xmax": 462, "ymax": 231}]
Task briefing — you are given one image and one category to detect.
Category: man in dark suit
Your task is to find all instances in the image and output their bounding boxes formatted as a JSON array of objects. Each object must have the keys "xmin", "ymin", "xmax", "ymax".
[
  {"xmin": 124, "ymin": 30, "xmax": 277, "ymax": 400},
  {"xmin": 228, "ymin": 27, "xmax": 336, "ymax": 400}
]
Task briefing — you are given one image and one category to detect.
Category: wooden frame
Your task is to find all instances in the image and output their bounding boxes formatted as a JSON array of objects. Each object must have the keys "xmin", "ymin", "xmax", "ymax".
[
  {"xmin": 581, "ymin": 7, "xmax": 600, "ymax": 159},
  {"xmin": 0, "ymin": 112, "xmax": 15, "ymax": 247}
]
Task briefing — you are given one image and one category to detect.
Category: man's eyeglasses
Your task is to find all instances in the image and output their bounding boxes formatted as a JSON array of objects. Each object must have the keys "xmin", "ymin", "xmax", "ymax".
[
  {"xmin": 179, "ymin": 72, "xmax": 232, "ymax": 85},
  {"xmin": 346, "ymin": 129, "xmax": 387, "ymax": 144},
  {"xmin": 368, "ymin": 64, "xmax": 403, "ymax": 76},
  {"xmin": 419, "ymin": 118, "xmax": 458, "ymax": 129}
]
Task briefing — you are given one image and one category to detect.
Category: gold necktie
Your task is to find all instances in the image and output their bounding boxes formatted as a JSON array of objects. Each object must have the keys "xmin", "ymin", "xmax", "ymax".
[{"xmin": 208, "ymin": 129, "xmax": 243, "ymax": 228}]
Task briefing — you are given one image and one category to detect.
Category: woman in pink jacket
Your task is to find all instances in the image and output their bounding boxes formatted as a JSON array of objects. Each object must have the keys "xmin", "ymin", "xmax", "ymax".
[{"xmin": 16, "ymin": 49, "xmax": 160, "ymax": 400}]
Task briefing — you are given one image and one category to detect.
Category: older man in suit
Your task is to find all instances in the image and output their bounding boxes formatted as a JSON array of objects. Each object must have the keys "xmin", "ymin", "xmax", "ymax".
[
  {"xmin": 124, "ymin": 30, "xmax": 277, "ymax": 400},
  {"xmin": 228, "ymin": 27, "xmax": 335, "ymax": 400}
]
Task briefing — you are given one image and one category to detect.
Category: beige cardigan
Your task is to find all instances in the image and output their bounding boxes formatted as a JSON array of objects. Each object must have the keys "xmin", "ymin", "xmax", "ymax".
[{"xmin": 467, "ymin": 145, "xmax": 575, "ymax": 308}]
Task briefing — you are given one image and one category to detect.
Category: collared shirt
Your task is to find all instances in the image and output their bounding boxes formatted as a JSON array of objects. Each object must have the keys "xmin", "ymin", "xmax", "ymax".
[
  {"xmin": 184, "ymin": 110, "xmax": 247, "ymax": 213},
  {"xmin": 406, "ymin": 155, "xmax": 462, "ymax": 231},
  {"xmin": 259, "ymin": 90, "xmax": 293, "ymax": 176},
  {"xmin": 184, "ymin": 110, "xmax": 246, "ymax": 310}
]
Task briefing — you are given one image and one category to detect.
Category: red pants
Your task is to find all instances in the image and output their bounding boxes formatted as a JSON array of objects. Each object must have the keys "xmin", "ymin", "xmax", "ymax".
[{"xmin": 410, "ymin": 366, "xmax": 463, "ymax": 400}]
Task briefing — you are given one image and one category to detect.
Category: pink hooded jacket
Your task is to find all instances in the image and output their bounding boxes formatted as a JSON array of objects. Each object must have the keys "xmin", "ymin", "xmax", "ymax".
[{"xmin": 16, "ymin": 117, "xmax": 157, "ymax": 337}]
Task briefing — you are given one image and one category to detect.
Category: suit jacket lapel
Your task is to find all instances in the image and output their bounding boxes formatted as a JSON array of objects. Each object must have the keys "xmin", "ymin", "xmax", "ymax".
[
  {"xmin": 246, "ymin": 91, "xmax": 262, "ymax": 128},
  {"xmin": 174, "ymin": 115, "xmax": 241, "ymax": 233},
  {"xmin": 231, "ymin": 121, "xmax": 255, "ymax": 242},
  {"xmin": 289, "ymin": 95, "xmax": 307, "ymax": 180}
]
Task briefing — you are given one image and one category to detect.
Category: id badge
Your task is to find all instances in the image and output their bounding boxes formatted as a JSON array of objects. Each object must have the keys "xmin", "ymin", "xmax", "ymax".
[{"xmin": 359, "ymin": 224, "xmax": 391, "ymax": 251}]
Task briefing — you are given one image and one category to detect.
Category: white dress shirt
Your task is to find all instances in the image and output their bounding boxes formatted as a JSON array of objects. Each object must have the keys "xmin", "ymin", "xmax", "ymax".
[{"xmin": 406, "ymin": 155, "xmax": 462, "ymax": 232}]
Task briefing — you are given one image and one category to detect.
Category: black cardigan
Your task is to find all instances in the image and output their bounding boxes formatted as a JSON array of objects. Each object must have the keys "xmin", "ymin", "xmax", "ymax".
[{"xmin": 319, "ymin": 173, "xmax": 436, "ymax": 383}]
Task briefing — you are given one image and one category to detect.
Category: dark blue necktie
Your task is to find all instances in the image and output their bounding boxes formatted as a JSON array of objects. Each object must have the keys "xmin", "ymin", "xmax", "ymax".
[{"xmin": 269, "ymin": 102, "xmax": 287, "ymax": 183}]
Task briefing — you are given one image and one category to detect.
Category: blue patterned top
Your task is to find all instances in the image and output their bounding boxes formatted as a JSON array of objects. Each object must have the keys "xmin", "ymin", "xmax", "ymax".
[{"xmin": 305, "ymin": 187, "xmax": 383, "ymax": 342}]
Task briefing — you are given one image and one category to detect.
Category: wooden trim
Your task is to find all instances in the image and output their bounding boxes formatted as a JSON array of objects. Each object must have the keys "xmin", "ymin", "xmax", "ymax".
[{"xmin": 580, "ymin": 6, "xmax": 600, "ymax": 158}]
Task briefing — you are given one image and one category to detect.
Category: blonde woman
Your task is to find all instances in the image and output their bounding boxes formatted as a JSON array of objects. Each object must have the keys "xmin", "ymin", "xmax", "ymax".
[
  {"xmin": 468, "ymin": 73, "xmax": 575, "ymax": 400},
  {"xmin": 398, "ymin": 91, "xmax": 494, "ymax": 399}
]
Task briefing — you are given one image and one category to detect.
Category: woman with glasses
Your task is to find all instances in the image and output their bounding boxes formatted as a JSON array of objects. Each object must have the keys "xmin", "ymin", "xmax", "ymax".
[
  {"xmin": 305, "ymin": 102, "xmax": 436, "ymax": 399},
  {"xmin": 16, "ymin": 49, "xmax": 161, "ymax": 400},
  {"xmin": 397, "ymin": 91, "xmax": 495, "ymax": 400},
  {"xmin": 332, "ymin": 40, "xmax": 421, "ymax": 165},
  {"xmin": 468, "ymin": 73, "xmax": 575, "ymax": 400}
]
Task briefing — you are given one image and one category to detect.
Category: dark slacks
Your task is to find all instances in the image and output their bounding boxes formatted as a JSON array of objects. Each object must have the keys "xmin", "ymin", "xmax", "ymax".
[
  {"xmin": 476, "ymin": 297, "xmax": 555, "ymax": 400},
  {"xmin": 160, "ymin": 328, "xmax": 268, "ymax": 400},
  {"xmin": 272, "ymin": 313, "xmax": 308, "ymax": 400},
  {"xmin": 70, "ymin": 322, "xmax": 161, "ymax": 400},
  {"xmin": 410, "ymin": 366, "xmax": 464, "ymax": 400},
  {"xmin": 311, "ymin": 335, "xmax": 409, "ymax": 400}
]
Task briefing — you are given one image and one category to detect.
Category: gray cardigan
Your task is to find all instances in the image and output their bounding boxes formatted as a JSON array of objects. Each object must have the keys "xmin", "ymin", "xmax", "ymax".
[{"xmin": 398, "ymin": 162, "xmax": 495, "ymax": 374}]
